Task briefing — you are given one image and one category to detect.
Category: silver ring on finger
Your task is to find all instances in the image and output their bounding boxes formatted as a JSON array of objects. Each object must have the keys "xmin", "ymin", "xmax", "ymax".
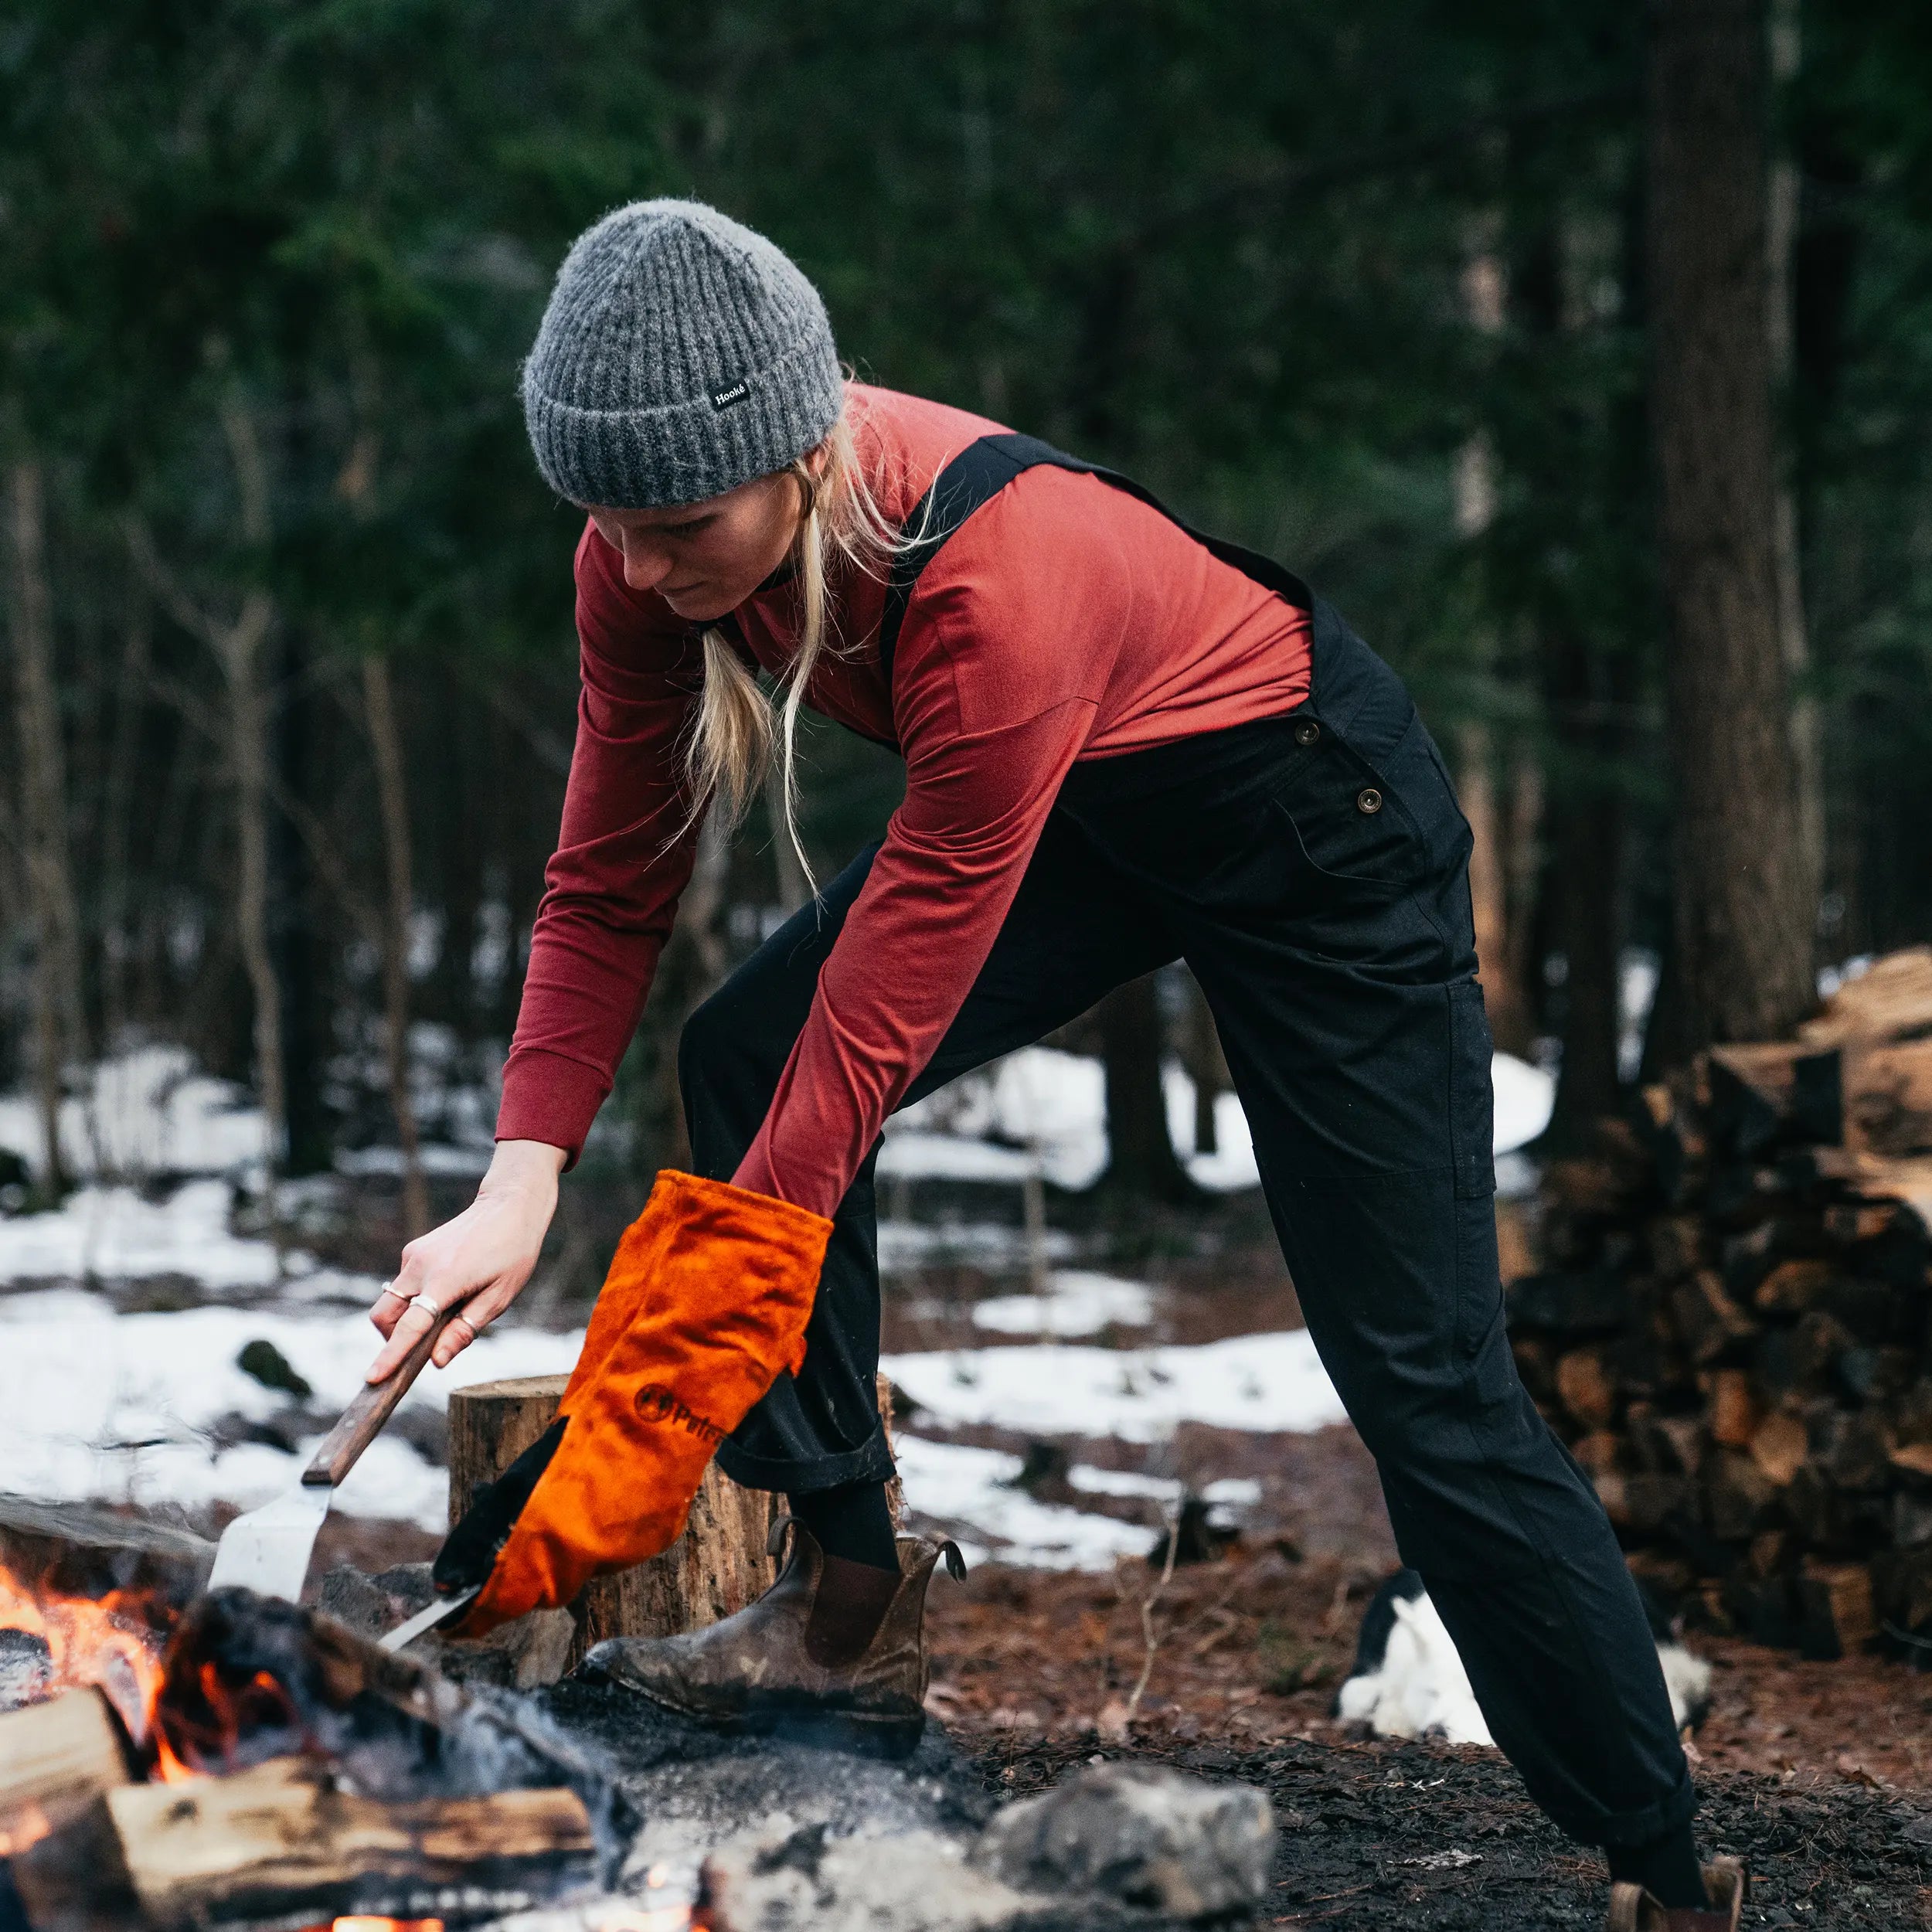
[
  {"xmin": 447, "ymin": 1312, "xmax": 479, "ymax": 1340},
  {"xmin": 378, "ymin": 1282, "xmax": 412, "ymax": 1303},
  {"xmin": 416, "ymin": 1298, "xmax": 443, "ymax": 1319}
]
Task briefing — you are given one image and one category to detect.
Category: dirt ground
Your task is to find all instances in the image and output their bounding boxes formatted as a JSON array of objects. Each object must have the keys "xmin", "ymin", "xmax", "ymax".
[
  {"xmin": 971, "ymin": 1730, "xmax": 1932, "ymax": 1928},
  {"xmin": 281, "ymin": 1180, "xmax": 1932, "ymax": 1923},
  {"xmin": 920, "ymin": 1419, "xmax": 1932, "ymax": 1794}
]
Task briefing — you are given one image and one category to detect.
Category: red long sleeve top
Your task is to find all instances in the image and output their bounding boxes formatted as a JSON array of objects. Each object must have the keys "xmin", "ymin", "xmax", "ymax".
[{"xmin": 496, "ymin": 384, "xmax": 1311, "ymax": 1218}]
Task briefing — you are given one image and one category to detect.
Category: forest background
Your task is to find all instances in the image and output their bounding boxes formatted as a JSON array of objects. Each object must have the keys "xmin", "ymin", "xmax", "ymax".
[{"xmin": 4, "ymin": 0, "xmax": 1931, "ymax": 1258}]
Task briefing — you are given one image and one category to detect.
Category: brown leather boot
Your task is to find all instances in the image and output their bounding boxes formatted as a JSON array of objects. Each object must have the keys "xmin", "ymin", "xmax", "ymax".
[
  {"xmin": 578, "ymin": 1517, "xmax": 965, "ymax": 1758},
  {"xmin": 1607, "ymin": 1856, "xmax": 1746, "ymax": 1931}
]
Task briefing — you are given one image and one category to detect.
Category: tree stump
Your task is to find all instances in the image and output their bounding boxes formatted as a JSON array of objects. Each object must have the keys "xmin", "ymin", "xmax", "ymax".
[
  {"xmin": 447, "ymin": 1373, "xmax": 776, "ymax": 1662},
  {"xmin": 449, "ymin": 1372, "xmax": 907, "ymax": 1660}
]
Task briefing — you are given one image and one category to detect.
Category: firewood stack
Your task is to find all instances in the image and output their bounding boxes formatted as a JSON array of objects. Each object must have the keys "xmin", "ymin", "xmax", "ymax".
[{"xmin": 1506, "ymin": 947, "xmax": 1932, "ymax": 1660}]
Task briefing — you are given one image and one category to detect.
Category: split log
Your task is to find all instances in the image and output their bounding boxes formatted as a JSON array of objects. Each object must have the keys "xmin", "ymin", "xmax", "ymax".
[
  {"xmin": 1554, "ymin": 1346, "xmax": 1617, "ymax": 1430},
  {"xmin": 1627, "ymin": 1407, "xmax": 1706, "ymax": 1478},
  {"xmin": 107, "ymin": 1754, "xmax": 594, "ymax": 1931},
  {"xmin": 1791, "ymin": 1039, "xmax": 1932, "ymax": 1158},
  {"xmin": 1505, "ymin": 1268, "xmax": 1633, "ymax": 1335},
  {"xmin": 7, "ymin": 1793, "xmax": 144, "ymax": 1932},
  {"xmin": 1702, "ymin": 1449, "xmax": 1780, "ymax": 1542},
  {"xmin": 1749, "ymin": 1410, "xmax": 1809, "ymax": 1488},
  {"xmin": 1794, "ymin": 1558, "xmax": 1876, "ymax": 1661},
  {"xmin": 0, "ymin": 1688, "xmax": 135, "ymax": 1836},
  {"xmin": 1645, "ymin": 1213, "xmax": 1706, "ymax": 1281},
  {"xmin": 1815, "ymin": 1409, "xmax": 1891, "ymax": 1493},
  {"xmin": 1754, "ymin": 1311, "xmax": 1855, "ymax": 1400},
  {"xmin": 1707, "ymin": 1369, "xmax": 1760, "ymax": 1449},
  {"xmin": 1798, "ymin": 947, "xmax": 1932, "ymax": 1049},
  {"xmin": 1669, "ymin": 1270, "xmax": 1757, "ymax": 1365},
  {"xmin": 1706, "ymin": 1044, "xmax": 1802, "ymax": 1158},
  {"xmin": 1822, "ymin": 1199, "xmax": 1911, "ymax": 1246},
  {"xmin": 1634, "ymin": 1083, "xmax": 1706, "ymax": 1206},
  {"xmin": 1752, "ymin": 1258, "xmax": 1837, "ymax": 1317}
]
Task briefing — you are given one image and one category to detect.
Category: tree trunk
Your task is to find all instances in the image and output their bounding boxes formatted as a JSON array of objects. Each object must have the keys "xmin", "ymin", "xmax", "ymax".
[
  {"xmin": 764, "ymin": 759, "xmax": 811, "ymax": 915},
  {"xmin": 1541, "ymin": 626, "xmax": 1630, "ymax": 1148},
  {"xmin": 1096, "ymin": 975, "xmax": 1198, "ymax": 1205},
  {"xmin": 1179, "ymin": 971, "xmax": 1227, "ymax": 1156},
  {"xmin": 1767, "ymin": 0, "xmax": 1823, "ymax": 907},
  {"xmin": 1458, "ymin": 723, "xmax": 1538, "ymax": 1056},
  {"xmin": 99, "ymin": 583, "xmax": 150, "ymax": 1052},
  {"xmin": 1646, "ymin": 0, "xmax": 1818, "ymax": 1045},
  {"xmin": 6, "ymin": 457, "xmax": 87, "ymax": 1192},
  {"xmin": 273, "ymin": 624, "xmax": 330, "ymax": 1177},
  {"xmin": 362, "ymin": 654, "xmax": 429, "ymax": 1238}
]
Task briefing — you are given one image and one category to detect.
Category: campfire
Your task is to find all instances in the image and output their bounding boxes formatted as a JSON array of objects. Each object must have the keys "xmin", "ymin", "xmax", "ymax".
[
  {"xmin": 0, "ymin": 1533, "xmax": 628, "ymax": 1932},
  {"xmin": 0, "ymin": 1473, "xmax": 1274, "ymax": 1931}
]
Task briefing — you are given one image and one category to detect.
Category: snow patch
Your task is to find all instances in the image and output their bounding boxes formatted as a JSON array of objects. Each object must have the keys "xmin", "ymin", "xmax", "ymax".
[
  {"xmin": 0, "ymin": 1290, "xmax": 581, "ymax": 1530},
  {"xmin": 882, "ymin": 1044, "xmax": 1550, "ymax": 1193},
  {"xmin": 882, "ymin": 1329, "xmax": 1346, "ymax": 1442},
  {"xmin": 970, "ymin": 1272, "xmax": 1159, "ymax": 1336},
  {"xmin": 892, "ymin": 1436, "xmax": 1157, "ymax": 1572},
  {"xmin": 0, "ymin": 1181, "xmax": 292, "ymax": 1290},
  {"xmin": 0, "ymin": 1046, "xmax": 269, "ymax": 1184}
]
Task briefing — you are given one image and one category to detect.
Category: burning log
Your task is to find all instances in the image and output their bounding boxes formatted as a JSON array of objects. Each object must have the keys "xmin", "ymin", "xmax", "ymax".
[
  {"xmin": 106, "ymin": 1754, "xmax": 595, "ymax": 1930},
  {"xmin": 0, "ymin": 1538, "xmax": 172, "ymax": 1747},
  {"xmin": 0, "ymin": 1496, "xmax": 212, "ymax": 1610},
  {"xmin": 151, "ymin": 1589, "xmax": 455, "ymax": 1778},
  {"xmin": 0, "ymin": 1688, "xmax": 136, "ymax": 1845}
]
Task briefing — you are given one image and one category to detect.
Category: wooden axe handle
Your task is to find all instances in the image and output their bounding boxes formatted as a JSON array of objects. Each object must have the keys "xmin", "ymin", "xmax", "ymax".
[{"xmin": 302, "ymin": 1308, "xmax": 454, "ymax": 1488}]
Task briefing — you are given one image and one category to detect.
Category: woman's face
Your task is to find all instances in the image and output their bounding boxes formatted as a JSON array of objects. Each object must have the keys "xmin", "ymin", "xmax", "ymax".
[{"xmin": 584, "ymin": 446, "xmax": 828, "ymax": 621}]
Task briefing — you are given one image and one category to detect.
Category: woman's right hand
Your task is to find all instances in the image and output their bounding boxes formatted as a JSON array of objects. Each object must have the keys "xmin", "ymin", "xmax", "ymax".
[{"xmin": 364, "ymin": 1139, "xmax": 568, "ymax": 1382}]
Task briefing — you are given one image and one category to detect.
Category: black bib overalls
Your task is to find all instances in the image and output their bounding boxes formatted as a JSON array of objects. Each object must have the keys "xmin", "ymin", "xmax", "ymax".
[{"xmin": 676, "ymin": 436, "xmax": 1695, "ymax": 1852}]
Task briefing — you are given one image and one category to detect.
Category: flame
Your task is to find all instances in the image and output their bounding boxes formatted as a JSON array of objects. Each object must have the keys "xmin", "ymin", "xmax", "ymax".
[
  {"xmin": 0, "ymin": 1557, "xmax": 167, "ymax": 1744},
  {"xmin": 155, "ymin": 1656, "xmax": 304, "ymax": 1775},
  {"xmin": 0, "ymin": 1801, "xmax": 53, "ymax": 1859}
]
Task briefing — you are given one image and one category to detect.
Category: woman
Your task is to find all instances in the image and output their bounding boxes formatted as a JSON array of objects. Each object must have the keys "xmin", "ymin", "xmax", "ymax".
[{"xmin": 367, "ymin": 200, "xmax": 1740, "ymax": 1928}]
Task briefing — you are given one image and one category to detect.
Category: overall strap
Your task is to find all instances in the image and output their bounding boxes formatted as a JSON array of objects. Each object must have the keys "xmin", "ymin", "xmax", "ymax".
[{"xmin": 876, "ymin": 431, "xmax": 1313, "ymax": 694}]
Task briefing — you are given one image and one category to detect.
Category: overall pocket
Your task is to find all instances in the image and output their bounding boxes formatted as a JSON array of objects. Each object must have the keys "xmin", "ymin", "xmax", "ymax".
[{"xmin": 1267, "ymin": 711, "xmax": 1434, "ymax": 896}]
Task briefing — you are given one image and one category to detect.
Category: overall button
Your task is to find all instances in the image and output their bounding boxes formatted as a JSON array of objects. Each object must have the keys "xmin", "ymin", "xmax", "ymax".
[
  {"xmin": 1293, "ymin": 718, "xmax": 1320, "ymax": 747},
  {"xmin": 1355, "ymin": 787, "xmax": 1383, "ymax": 815}
]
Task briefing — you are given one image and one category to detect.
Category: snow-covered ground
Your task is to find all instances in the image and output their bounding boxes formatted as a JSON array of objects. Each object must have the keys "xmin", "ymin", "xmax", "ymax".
[
  {"xmin": 0, "ymin": 1042, "xmax": 1370, "ymax": 1566},
  {"xmin": 880, "ymin": 1043, "xmax": 1553, "ymax": 1194},
  {"xmin": 0, "ymin": 1280, "xmax": 1323, "ymax": 1562},
  {"xmin": 890, "ymin": 1436, "xmax": 1260, "ymax": 1571},
  {"xmin": 0, "ymin": 1289, "xmax": 581, "ymax": 1531},
  {"xmin": 882, "ymin": 1329, "xmax": 1347, "ymax": 1444},
  {"xmin": 0, "ymin": 1045, "xmax": 270, "ymax": 1184}
]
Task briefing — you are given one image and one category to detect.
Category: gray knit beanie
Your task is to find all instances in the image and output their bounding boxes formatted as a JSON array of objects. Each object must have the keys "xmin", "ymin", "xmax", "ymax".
[{"xmin": 521, "ymin": 199, "xmax": 844, "ymax": 509}]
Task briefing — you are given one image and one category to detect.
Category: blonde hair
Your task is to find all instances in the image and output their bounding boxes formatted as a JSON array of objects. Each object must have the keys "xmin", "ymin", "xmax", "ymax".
[{"xmin": 682, "ymin": 401, "xmax": 907, "ymax": 894}]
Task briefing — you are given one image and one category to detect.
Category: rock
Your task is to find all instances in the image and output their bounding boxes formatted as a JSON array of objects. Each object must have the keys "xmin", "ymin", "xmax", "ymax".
[
  {"xmin": 236, "ymin": 1338, "xmax": 312, "ymax": 1400},
  {"xmin": 702, "ymin": 1821, "xmax": 1056, "ymax": 1932},
  {"xmin": 314, "ymin": 1561, "xmax": 573, "ymax": 1689},
  {"xmin": 970, "ymin": 1762, "xmax": 1274, "ymax": 1920},
  {"xmin": 314, "ymin": 1563, "xmax": 406, "ymax": 1636},
  {"xmin": 386, "ymin": 1403, "xmax": 450, "ymax": 1467}
]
